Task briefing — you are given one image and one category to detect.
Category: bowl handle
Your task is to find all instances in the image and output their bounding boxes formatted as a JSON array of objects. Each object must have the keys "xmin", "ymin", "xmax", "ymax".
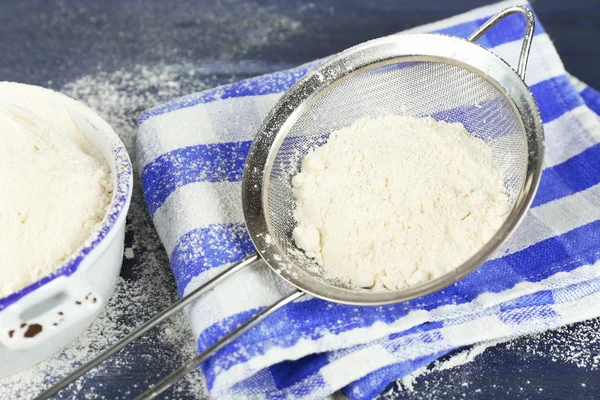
[{"xmin": 0, "ymin": 275, "xmax": 102, "ymax": 351}]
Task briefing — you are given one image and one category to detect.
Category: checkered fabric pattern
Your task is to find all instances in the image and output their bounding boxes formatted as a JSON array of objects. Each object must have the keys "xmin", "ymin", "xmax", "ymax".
[{"xmin": 137, "ymin": 1, "xmax": 600, "ymax": 398}]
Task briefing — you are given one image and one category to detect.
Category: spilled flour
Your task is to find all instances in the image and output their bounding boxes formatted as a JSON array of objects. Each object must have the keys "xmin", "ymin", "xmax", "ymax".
[
  {"xmin": 396, "ymin": 340, "xmax": 509, "ymax": 393},
  {"xmin": 378, "ymin": 318, "xmax": 600, "ymax": 399}
]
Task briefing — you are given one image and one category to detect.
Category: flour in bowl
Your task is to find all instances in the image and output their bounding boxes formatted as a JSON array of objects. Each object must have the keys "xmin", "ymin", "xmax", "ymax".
[
  {"xmin": 0, "ymin": 91, "xmax": 111, "ymax": 298},
  {"xmin": 292, "ymin": 115, "xmax": 509, "ymax": 289}
]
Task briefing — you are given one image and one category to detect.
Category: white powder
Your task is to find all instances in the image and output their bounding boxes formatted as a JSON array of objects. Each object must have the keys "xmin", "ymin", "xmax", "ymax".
[
  {"xmin": 379, "ymin": 318, "xmax": 600, "ymax": 398},
  {"xmin": 292, "ymin": 115, "xmax": 509, "ymax": 289},
  {"xmin": 0, "ymin": 66, "xmax": 210, "ymax": 399},
  {"xmin": 0, "ymin": 90, "xmax": 111, "ymax": 298},
  {"xmin": 396, "ymin": 339, "xmax": 509, "ymax": 393}
]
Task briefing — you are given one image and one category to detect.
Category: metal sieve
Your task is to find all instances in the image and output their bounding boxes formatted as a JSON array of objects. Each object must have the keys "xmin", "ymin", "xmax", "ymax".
[{"xmin": 39, "ymin": 6, "xmax": 544, "ymax": 399}]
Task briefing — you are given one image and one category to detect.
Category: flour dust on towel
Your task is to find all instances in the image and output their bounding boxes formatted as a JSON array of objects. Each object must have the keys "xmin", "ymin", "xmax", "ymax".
[{"xmin": 137, "ymin": 1, "xmax": 600, "ymax": 399}]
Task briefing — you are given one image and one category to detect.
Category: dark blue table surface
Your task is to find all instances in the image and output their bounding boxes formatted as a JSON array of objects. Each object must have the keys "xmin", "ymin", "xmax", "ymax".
[{"xmin": 1, "ymin": 1, "xmax": 600, "ymax": 399}]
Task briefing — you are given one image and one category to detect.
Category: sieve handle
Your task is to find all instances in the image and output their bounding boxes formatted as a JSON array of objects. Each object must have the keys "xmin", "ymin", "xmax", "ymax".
[
  {"xmin": 134, "ymin": 290, "xmax": 305, "ymax": 399},
  {"xmin": 35, "ymin": 252, "xmax": 261, "ymax": 400},
  {"xmin": 467, "ymin": 5, "xmax": 535, "ymax": 80}
]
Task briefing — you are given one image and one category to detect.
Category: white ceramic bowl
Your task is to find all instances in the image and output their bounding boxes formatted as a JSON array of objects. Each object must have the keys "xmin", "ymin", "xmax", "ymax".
[{"xmin": 0, "ymin": 82, "xmax": 133, "ymax": 378}]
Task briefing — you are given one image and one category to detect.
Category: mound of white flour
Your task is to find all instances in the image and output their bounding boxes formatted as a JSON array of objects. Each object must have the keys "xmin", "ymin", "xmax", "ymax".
[
  {"xmin": 0, "ymin": 94, "xmax": 111, "ymax": 298},
  {"xmin": 292, "ymin": 115, "xmax": 509, "ymax": 289}
]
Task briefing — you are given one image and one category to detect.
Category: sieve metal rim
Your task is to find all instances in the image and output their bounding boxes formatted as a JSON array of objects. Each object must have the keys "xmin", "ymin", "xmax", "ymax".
[{"xmin": 242, "ymin": 32, "xmax": 545, "ymax": 306}]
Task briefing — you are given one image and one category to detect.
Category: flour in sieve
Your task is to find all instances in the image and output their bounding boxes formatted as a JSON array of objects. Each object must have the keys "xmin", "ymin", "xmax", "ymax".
[{"xmin": 292, "ymin": 115, "xmax": 509, "ymax": 289}]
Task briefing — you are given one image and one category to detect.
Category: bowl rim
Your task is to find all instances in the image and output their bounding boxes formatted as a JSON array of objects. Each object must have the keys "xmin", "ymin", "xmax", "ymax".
[{"xmin": 0, "ymin": 82, "xmax": 133, "ymax": 311}]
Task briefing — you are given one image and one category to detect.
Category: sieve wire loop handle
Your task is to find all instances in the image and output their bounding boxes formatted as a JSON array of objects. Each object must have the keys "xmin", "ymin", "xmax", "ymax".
[
  {"xmin": 135, "ymin": 290, "xmax": 305, "ymax": 400},
  {"xmin": 34, "ymin": 252, "xmax": 260, "ymax": 400},
  {"xmin": 467, "ymin": 5, "xmax": 535, "ymax": 80}
]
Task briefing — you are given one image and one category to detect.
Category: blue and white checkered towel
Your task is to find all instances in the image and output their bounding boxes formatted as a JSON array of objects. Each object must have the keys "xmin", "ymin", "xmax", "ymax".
[{"xmin": 137, "ymin": 1, "xmax": 600, "ymax": 398}]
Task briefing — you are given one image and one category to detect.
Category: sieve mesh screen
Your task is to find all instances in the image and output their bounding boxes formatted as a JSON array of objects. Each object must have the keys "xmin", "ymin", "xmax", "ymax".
[{"xmin": 265, "ymin": 59, "xmax": 528, "ymax": 285}]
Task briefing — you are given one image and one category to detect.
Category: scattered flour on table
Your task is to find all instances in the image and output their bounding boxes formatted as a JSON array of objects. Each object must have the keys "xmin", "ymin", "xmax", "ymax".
[
  {"xmin": 0, "ymin": 85, "xmax": 111, "ymax": 298},
  {"xmin": 506, "ymin": 319, "xmax": 600, "ymax": 369},
  {"xmin": 60, "ymin": 65, "xmax": 207, "ymax": 157},
  {"xmin": 378, "ymin": 318, "xmax": 600, "ymax": 398},
  {"xmin": 395, "ymin": 339, "xmax": 509, "ymax": 393},
  {"xmin": 292, "ymin": 115, "xmax": 509, "ymax": 289},
  {"xmin": 0, "ymin": 65, "xmax": 211, "ymax": 399}
]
